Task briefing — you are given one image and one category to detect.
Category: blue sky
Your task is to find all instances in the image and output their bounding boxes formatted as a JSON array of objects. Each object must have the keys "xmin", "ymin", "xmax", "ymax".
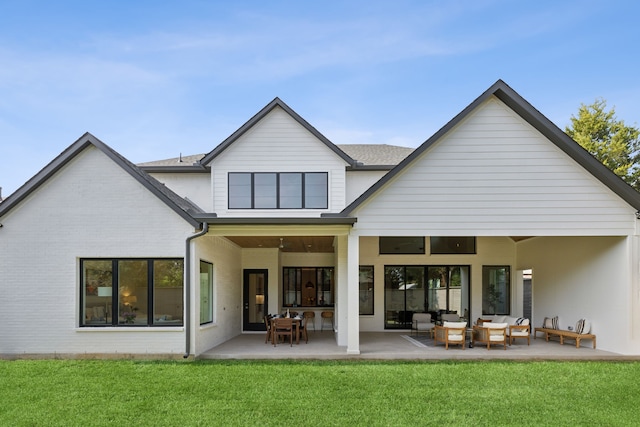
[{"xmin": 1, "ymin": 0, "xmax": 639, "ymax": 197}]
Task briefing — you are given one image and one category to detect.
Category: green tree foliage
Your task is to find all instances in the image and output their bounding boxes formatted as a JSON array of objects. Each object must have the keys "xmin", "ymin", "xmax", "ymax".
[{"xmin": 565, "ymin": 98, "xmax": 640, "ymax": 190}]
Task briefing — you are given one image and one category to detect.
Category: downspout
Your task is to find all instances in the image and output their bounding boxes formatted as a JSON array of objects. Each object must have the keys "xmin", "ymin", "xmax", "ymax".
[{"xmin": 184, "ymin": 222, "xmax": 209, "ymax": 359}]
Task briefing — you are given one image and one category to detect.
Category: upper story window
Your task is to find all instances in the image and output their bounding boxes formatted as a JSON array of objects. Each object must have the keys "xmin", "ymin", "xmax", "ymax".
[{"xmin": 228, "ymin": 172, "xmax": 328, "ymax": 209}]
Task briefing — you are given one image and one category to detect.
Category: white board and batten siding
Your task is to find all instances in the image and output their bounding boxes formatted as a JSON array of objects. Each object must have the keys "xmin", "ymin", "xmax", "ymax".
[
  {"xmin": 353, "ymin": 97, "xmax": 636, "ymax": 237},
  {"xmin": 211, "ymin": 107, "xmax": 349, "ymax": 216}
]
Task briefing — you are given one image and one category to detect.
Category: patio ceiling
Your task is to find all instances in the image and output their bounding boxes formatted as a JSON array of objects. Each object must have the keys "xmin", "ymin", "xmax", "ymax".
[
  {"xmin": 225, "ymin": 236, "xmax": 335, "ymax": 253},
  {"xmin": 225, "ymin": 236, "xmax": 532, "ymax": 252}
]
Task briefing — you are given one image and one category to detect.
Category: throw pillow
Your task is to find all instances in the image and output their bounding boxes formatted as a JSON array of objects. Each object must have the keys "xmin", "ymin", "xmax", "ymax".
[
  {"xmin": 516, "ymin": 317, "xmax": 525, "ymax": 325},
  {"xmin": 575, "ymin": 319, "xmax": 591, "ymax": 334}
]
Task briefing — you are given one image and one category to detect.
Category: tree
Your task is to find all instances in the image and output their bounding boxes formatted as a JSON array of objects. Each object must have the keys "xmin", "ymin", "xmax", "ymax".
[{"xmin": 565, "ymin": 98, "xmax": 640, "ymax": 190}]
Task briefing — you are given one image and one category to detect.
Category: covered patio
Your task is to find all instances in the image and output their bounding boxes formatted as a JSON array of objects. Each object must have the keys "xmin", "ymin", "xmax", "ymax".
[{"xmin": 199, "ymin": 331, "xmax": 625, "ymax": 361}]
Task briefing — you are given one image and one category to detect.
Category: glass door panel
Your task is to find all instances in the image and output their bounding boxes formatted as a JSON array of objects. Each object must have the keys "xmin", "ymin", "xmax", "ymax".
[{"xmin": 243, "ymin": 269, "xmax": 267, "ymax": 331}]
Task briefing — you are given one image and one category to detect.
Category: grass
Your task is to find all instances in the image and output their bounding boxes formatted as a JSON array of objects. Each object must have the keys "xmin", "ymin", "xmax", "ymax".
[{"xmin": 1, "ymin": 360, "xmax": 639, "ymax": 426}]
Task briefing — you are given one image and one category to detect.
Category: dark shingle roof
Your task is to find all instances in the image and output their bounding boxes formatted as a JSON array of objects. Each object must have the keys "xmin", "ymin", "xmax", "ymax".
[
  {"xmin": 138, "ymin": 154, "xmax": 206, "ymax": 167},
  {"xmin": 338, "ymin": 144, "xmax": 414, "ymax": 166},
  {"xmin": 138, "ymin": 145, "xmax": 413, "ymax": 169}
]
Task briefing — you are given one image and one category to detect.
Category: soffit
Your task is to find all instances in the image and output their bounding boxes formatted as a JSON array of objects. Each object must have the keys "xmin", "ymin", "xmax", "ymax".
[{"xmin": 225, "ymin": 236, "xmax": 335, "ymax": 253}]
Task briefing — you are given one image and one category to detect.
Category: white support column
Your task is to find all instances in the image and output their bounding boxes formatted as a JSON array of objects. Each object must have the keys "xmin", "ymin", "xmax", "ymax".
[
  {"xmin": 335, "ymin": 235, "xmax": 347, "ymax": 346},
  {"xmin": 346, "ymin": 233, "xmax": 360, "ymax": 355}
]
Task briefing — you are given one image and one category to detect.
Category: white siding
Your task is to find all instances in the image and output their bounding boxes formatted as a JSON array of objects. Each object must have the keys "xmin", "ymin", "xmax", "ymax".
[
  {"xmin": 353, "ymin": 97, "xmax": 636, "ymax": 236},
  {"xmin": 210, "ymin": 107, "xmax": 349, "ymax": 216},
  {"xmin": 149, "ymin": 172, "xmax": 212, "ymax": 212},
  {"xmin": 345, "ymin": 170, "xmax": 387, "ymax": 205},
  {"xmin": 0, "ymin": 146, "xmax": 194, "ymax": 356}
]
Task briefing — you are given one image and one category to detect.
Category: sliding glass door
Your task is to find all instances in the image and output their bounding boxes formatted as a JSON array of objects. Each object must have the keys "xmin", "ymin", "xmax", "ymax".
[{"xmin": 384, "ymin": 265, "xmax": 469, "ymax": 329}]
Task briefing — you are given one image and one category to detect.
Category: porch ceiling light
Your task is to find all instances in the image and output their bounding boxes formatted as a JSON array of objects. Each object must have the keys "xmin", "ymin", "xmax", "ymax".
[{"xmin": 305, "ymin": 281, "xmax": 315, "ymax": 289}]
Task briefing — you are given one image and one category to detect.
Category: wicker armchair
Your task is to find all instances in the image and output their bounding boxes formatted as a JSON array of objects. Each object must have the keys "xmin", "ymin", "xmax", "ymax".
[
  {"xmin": 472, "ymin": 322, "xmax": 508, "ymax": 350},
  {"xmin": 434, "ymin": 321, "xmax": 467, "ymax": 349}
]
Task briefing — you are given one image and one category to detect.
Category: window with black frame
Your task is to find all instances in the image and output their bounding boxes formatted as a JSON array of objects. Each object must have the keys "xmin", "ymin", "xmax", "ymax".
[
  {"xmin": 384, "ymin": 265, "xmax": 470, "ymax": 329},
  {"xmin": 200, "ymin": 260, "xmax": 214, "ymax": 325},
  {"xmin": 379, "ymin": 237, "xmax": 425, "ymax": 254},
  {"xmin": 81, "ymin": 258, "xmax": 184, "ymax": 327},
  {"xmin": 482, "ymin": 266, "xmax": 510, "ymax": 315},
  {"xmin": 359, "ymin": 266, "xmax": 374, "ymax": 315},
  {"xmin": 430, "ymin": 237, "xmax": 476, "ymax": 254},
  {"xmin": 282, "ymin": 267, "xmax": 334, "ymax": 308},
  {"xmin": 228, "ymin": 172, "xmax": 328, "ymax": 209}
]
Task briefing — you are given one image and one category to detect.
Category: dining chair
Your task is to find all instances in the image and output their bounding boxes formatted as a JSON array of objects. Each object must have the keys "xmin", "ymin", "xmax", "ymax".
[
  {"xmin": 298, "ymin": 316, "xmax": 309, "ymax": 344},
  {"xmin": 320, "ymin": 311, "xmax": 334, "ymax": 332},
  {"xmin": 263, "ymin": 315, "xmax": 273, "ymax": 344},
  {"xmin": 303, "ymin": 311, "xmax": 315, "ymax": 332},
  {"xmin": 273, "ymin": 317, "xmax": 294, "ymax": 347}
]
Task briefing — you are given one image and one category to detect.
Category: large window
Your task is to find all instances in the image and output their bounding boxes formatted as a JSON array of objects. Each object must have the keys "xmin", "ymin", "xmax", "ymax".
[
  {"xmin": 81, "ymin": 258, "xmax": 184, "ymax": 327},
  {"xmin": 282, "ymin": 267, "xmax": 334, "ymax": 308},
  {"xmin": 229, "ymin": 172, "xmax": 328, "ymax": 209},
  {"xmin": 482, "ymin": 266, "xmax": 510, "ymax": 315},
  {"xmin": 384, "ymin": 265, "xmax": 469, "ymax": 329},
  {"xmin": 200, "ymin": 261, "xmax": 214, "ymax": 325}
]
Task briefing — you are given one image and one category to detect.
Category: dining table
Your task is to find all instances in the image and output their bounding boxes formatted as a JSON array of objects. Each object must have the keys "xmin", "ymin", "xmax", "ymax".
[{"xmin": 270, "ymin": 316, "xmax": 303, "ymax": 345}]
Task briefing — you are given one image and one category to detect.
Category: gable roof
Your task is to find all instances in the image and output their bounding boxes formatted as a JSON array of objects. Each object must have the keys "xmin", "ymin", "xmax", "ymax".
[
  {"xmin": 0, "ymin": 132, "xmax": 202, "ymax": 227},
  {"xmin": 138, "ymin": 144, "xmax": 414, "ymax": 171},
  {"xmin": 334, "ymin": 79, "xmax": 640, "ymax": 216},
  {"xmin": 199, "ymin": 97, "xmax": 357, "ymax": 167}
]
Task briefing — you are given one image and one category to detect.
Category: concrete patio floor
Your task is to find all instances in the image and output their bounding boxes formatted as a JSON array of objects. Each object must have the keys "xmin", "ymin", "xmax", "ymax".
[{"xmin": 199, "ymin": 331, "xmax": 629, "ymax": 361}]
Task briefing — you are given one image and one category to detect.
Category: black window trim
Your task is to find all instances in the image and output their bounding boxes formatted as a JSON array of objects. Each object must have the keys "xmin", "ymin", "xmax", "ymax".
[
  {"xmin": 79, "ymin": 257, "xmax": 184, "ymax": 328},
  {"xmin": 228, "ymin": 172, "xmax": 328, "ymax": 210}
]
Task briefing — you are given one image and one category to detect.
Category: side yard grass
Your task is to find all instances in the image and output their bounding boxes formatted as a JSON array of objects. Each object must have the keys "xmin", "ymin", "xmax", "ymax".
[{"xmin": 1, "ymin": 360, "xmax": 639, "ymax": 426}]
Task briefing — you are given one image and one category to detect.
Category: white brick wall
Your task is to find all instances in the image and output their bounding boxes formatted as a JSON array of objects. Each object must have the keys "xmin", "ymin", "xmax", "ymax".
[{"xmin": 0, "ymin": 146, "xmax": 194, "ymax": 356}]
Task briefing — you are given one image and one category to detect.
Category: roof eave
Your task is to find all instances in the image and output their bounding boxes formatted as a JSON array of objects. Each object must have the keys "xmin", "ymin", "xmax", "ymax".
[
  {"xmin": 139, "ymin": 165, "xmax": 210, "ymax": 173},
  {"xmin": 340, "ymin": 79, "xmax": 640, "ymax": 215},
  {"xmin": 0, "ymin": 133, "xmax": 201, "ymax": 228},
  {"xmin": 192, "ymin": 214, "xmax": 357, "ymax": 226}
]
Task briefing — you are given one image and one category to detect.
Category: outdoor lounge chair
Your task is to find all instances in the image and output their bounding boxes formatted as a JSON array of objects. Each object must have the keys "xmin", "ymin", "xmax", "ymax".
[
  {"xmin": 434, "ymin": 321, "xmax": 467, "ymax": 349},
  {"xmin": 472, "ymin": 322, "xmax": 508, "ymax": 350},
  {"xmin": 411, "ymin": 313, "xmax": 435, "ymax": 338}
]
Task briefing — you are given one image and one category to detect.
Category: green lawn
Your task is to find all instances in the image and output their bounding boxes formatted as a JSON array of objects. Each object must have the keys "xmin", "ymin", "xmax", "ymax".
[{"xmin": 1, "ymin": 360, "xmax": 639, "ymax": 426}]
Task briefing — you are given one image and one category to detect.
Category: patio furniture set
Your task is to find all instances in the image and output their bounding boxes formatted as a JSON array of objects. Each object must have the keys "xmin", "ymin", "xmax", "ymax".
[
  {"xmin": 264, "ymin": 311, "xmax": 334, "ymax": 346},
  {"xmin": 412, "ymin": 313, "xmax": 596, "ymax": 350},
  {"xmin": 533, "ymin": 316, "xmax": 596, "ymax": 349}
]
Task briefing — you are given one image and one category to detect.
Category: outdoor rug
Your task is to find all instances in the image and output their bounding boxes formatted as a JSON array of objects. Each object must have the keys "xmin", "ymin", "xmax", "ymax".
[{"xmin": 401, "ymin": 334, "xmax": 433, "ymax": 348}]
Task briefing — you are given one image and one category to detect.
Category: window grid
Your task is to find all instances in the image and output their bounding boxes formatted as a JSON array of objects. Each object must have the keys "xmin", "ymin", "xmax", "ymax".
[{"xmin": 228, "ymin": 172, "xmax": 328, "ymax": 209}]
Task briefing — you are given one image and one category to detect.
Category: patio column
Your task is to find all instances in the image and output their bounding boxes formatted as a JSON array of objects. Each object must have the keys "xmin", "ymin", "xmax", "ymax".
[
  {"xmin": 346, "ymin": 233, "xmax": 360, "ymax": 355},
  {"xmin": 335, "ymin": 233, "xmax": 360, "ymax": 354}
]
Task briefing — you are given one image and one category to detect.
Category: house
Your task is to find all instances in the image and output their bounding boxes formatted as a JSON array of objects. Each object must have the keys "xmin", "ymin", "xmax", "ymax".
[{"xmin": 1, "ymin": 80, "xmax": 640, "ymax": 358}]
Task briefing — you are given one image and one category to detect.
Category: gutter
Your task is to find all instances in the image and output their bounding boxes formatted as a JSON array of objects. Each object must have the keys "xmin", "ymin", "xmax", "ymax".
[{"xmin": 184, "ymin": 223, "xmax": 209, "ymax": 359}]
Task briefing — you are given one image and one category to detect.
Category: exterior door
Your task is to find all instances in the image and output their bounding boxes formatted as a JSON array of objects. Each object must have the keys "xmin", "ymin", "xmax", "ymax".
[{"xmin": 243, "ymin": 269, "xmax": 268, "ymax": 331}]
